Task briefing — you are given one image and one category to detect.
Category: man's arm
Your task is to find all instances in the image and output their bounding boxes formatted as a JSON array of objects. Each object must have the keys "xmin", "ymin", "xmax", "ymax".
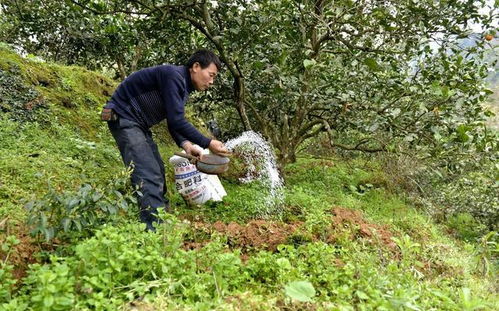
[
  {"xmin": 160, "ymin": 69, "xmax": 230, "ymax": 156},
  {"xmin": 160, "ymin": 74, "xmax": 212, "ymax": 148},
  {"xmin": 167, "ymin": 123, "xmax": 188, "ymax": 148}
]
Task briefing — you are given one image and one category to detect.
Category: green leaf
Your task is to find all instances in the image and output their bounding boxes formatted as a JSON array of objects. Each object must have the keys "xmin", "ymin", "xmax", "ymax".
[
  {"xmin": 62, "ymin": 217, "xmax": 71, "ymax": 232},
  {"xmin": 356, "ymin": 290, "xmax": 369, "ymax": 300},
  {"xmin": 456, "ymin": 125, "xmax": 470, "ymax": 142},
  {"xmin": 253, "ymin": 61, "xmax": 265, "ymax": 70},
  {"xmin": 43, "ymin": 227, "xmax": 54, "ymax": 242},
  {"xmin": 431, "ymin": 81, "xmax": 442, "ymax": 96},
  {"xmin": 364, "ymin": 58, "xmax": 380, "ymax": 71},
  {"xmin": 43, "ymin": 295, "xmax": 54, "ymax": 307},
  {"xmin": 56, "ymin": 296, "xmax": 74, "ymax": 306},
  {"xmin": 68, "ymin": 198, "xmax": 79, "ymax": 209},
  {"xmin": 441, "ymin": 85, "xmax": 450, "ymax": 98},
  {"xmin": 73, "ymin": 219, "xmax": 82, "ymax": 231},
  {"xmin": 303, "ymin": 59, "xmax": 316, "ymax": 69},
  {"xmin": 284, "ymin": 281, "xmax": 316, "ymax": 302},
  {"xmin": 484, "ymin": 109, "xmax": 495, "ymax": 117},
  {"xmin": 92, "ymin": 192, "xmax": 103, "ymax": 202},
  {"xmin": 276, "ymin": 258, "xmax": 292, "ymax": 270}
]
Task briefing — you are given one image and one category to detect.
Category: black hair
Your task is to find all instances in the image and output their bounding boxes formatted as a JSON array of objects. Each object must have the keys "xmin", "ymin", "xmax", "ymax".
[{"xmin": 186, "ymin": 49, "xmax": 222, "ymax": 71}]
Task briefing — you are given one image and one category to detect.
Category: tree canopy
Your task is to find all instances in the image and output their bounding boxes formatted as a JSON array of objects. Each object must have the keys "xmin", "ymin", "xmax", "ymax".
[{"xmin": 1, "ymin": 0, "xmax": 497, "ymax": 167}]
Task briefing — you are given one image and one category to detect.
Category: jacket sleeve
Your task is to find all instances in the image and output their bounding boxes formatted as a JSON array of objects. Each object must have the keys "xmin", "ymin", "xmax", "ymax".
[
  {"xmin": 167, "ymin": 124, "xmax": 187, "ymax": 148},
  {"xmin": 159, "ymin": 73, "xmax": 211, "ymax": 149}
]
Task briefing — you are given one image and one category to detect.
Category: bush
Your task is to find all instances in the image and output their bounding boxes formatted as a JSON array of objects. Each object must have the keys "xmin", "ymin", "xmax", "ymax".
[
  {"xmin": 25, "ymin": 169, "xmax": 137, "ymax": 241},
  {"xmin": 376, "ymin": 149, "xmax": 498, "ymax": 234},
  {"xmin": 447, "ymin": 213, "xmax": 488, "ymax": 241},
  {"xmin": 435, "ymin": 170, "xmax": 498, "ymax": 231}
]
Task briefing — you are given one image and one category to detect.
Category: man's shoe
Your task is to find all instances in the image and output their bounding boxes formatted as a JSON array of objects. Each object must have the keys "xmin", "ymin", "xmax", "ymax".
[{"xmin": 145, "ymin": 222, "xmax": 157, "ymax": 232}]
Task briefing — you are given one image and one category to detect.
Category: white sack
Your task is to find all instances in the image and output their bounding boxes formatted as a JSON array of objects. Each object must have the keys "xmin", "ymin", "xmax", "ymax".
[{"xmin": 169, "ymin": 148, "xmax": 227, "ymax": 205}]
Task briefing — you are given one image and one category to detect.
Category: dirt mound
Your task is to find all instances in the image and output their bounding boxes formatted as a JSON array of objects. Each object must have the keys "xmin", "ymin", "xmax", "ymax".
[
  {"xmin": 330, "ymin": 207, "xmax": 397, "ymax": 249},
  {"xmin": 10, "ymin": 233, "xmax": 39, "ymax": 279},
  {"xmin": 0, "ymin": 221, "xmax": 41, "ymax": 281},
  {"xmin": 187, "ymin": 220, "xmax": 303, "ymax": 252},
  {"xmin": 183, "ymin": 206, "xmax": 398, "ymax": 254}
]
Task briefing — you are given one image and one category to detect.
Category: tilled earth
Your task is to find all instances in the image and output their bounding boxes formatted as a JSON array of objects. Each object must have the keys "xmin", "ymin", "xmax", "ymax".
[
  {"xmin": 3, "ymin": 206, "xmax": 399, "ymax": 283},
  {"xmin": 182, "ymin": 206, "xmax": 398, "ymax": 255}
]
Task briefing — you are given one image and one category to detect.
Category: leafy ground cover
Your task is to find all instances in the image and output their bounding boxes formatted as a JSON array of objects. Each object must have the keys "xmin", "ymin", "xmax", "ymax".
[{"xmin": 0, "ymin": 45, "xmax": 498, "ymax": 310}]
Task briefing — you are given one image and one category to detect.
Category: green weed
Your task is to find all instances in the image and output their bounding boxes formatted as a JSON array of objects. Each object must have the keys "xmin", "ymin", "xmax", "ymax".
[{"xmin": 0, "ymin": 236, "xmax": 20, "ymax": 303}]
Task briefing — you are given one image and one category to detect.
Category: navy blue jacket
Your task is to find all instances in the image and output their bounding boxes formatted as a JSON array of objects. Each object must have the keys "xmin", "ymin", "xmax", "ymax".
[{"xmin": 104, "ymin": 65, "xmax": 211, "ymax": 148}]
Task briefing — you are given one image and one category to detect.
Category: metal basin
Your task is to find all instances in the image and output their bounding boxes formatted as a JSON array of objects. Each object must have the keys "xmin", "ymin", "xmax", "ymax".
[{"xmin": 174, "ymin": 152, "xmax": 230, "ymax": 175}]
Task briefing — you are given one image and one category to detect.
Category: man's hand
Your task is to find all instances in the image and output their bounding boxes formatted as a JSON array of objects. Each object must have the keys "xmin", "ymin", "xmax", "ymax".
[
  {"xmin": 209, "ymin": 140, "xmax": 231, "ymax": 157},
  {"xmin": 182, "ymin": 141, "xmax": 202, "ymax": 158}
]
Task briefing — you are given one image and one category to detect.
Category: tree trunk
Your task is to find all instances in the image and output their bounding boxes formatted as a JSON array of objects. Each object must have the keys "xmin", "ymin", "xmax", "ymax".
[
  {"xmin": 233, "ymin": 74, "xmax": 251, "ymax": 131},
  {"xmin": 116, "ymin": 58, "xmax": 127, "ymax": 80},
  {"xmin": 130, "ymin": 45, "xmax": 143, "ymax": 73}
]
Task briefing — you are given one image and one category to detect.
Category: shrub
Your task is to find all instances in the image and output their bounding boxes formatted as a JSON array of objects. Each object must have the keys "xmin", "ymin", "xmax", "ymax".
[
  {"xmin": 447, "ymin": 213, "xmax": 488, "ymax": 241},
  {"xmin": 25, "ymin": 169, "xmax": 137, "ymax": 241}
]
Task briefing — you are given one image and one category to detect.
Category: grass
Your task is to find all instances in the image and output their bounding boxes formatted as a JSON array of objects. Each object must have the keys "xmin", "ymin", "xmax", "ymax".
[{"xmin": 0, "ymin": 44, "xmax": 497, "ymax": 310}]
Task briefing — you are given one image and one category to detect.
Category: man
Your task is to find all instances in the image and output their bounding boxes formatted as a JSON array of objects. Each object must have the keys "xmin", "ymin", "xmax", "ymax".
[{"xmin": 102, "ymin": 49, "xmax": 230, "ymax": 230}]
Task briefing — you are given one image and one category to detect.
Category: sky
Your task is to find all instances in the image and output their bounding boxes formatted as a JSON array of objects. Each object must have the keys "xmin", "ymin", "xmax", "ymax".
[{"xmin": 471, "ymin": 0, "xmax": 498, "ymax": 32}]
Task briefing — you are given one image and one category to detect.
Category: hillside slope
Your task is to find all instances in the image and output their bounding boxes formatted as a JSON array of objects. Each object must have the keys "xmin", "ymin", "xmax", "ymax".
[
  {"xmin": 0, "ymin": 45, "xmax": 497, "ymax": 310},
  {"xmin": 0, "ymin": 43, "xmax": 120, "ymax": 219}
]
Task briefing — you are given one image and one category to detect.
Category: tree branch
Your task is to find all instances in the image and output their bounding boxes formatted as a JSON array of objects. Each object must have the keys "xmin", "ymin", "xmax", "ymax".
[
  {"xmin": 68, "ymin": 0, "xmax": 151, "ymax": 15},
  {"xmin": 322, "ymin": 120, "xmax": 385, "ymax": 153}
]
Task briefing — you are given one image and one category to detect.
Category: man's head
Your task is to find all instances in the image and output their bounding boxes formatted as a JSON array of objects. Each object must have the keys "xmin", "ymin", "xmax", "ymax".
[{"xmin": 187, "ymin": 49, "xmax": 222, "ymax": 91}]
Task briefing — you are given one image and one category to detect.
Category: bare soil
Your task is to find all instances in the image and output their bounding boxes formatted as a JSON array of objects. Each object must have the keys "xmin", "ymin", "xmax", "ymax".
[
  {"xmin": 329, "ymin": 206, "xmax": 397, "ymax": 250},
  {"xmin": 186, "ymin": 220, "xmax": 303, "ymax": 252},
  {"xmin": 182, "ymin": 206, "xmax": 399, "ymax": 255},
  {"xmin": 3, "ymin": 206, "xmax": 399, "ymax": 281},
  {"xmin": 0, "ymin": 220, "xmax": 41, "ymax": 281}
]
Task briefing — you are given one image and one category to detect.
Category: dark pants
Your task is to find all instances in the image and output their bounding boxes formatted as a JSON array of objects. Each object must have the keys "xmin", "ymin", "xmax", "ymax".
[{"xmin": 108, "ymin": 117, "xmax": 168, "ymax": 229}]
